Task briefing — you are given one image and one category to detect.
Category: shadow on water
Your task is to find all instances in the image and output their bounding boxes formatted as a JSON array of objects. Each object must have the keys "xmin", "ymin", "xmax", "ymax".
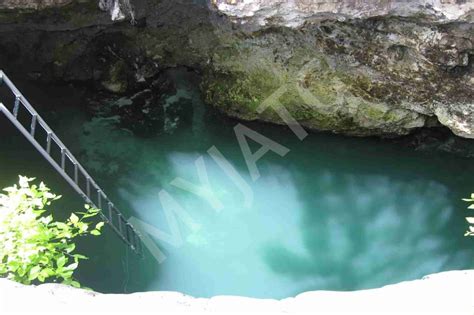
[
  {"xmin": 257, "ymin": 127, "xmax": 474, "ymax": 296},
  {"xmin": 1, "ymin": 69, "xmax": 473, "ymax": 298}
]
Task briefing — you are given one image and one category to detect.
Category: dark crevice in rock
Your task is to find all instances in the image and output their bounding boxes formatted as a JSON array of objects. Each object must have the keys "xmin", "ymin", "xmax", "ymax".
[
  {"xmin": 394, "ymin": 126, "xmax": 474, "ymax": 158},
  {"xmin": 0, "ymin": 0, "xmax": 472, "ymax": 140}
]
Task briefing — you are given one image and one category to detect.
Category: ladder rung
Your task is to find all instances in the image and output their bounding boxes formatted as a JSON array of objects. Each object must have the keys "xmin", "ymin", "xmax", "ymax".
[
  {"xmin": 125, "ymin": 222, "xmax": 131, "ymax": 243},
  {"xmin": 125, "ymin": 220, "xmax": 133, "ymax": 245},
  {"xmin": 135, "ymin": 233, "xmax": 141, "ymax": 254},
  {"xmin": 0, "ymin": 70, "xmax": 143, "ymax": 256},
  {"xmin": 13, "ymin": 96, "xmax": 20, "ymax": 118},
  {"xmin": 86, "ymin": 177, "xmax": 91, "ymax": 198},
  {"xmin": 117, "ymin": 213, "xmax": 123, "ymax": 234},
  {"xmin": 128, "ymin": 224, "xmax": 135, "ymax": 247},
  {"xmin": 60, "ymin": 148, "xmax": 66, "ymax": 170},
  {"xmin": 46, "ymin": 132, "xmax": 52, "ymax": 154},
  {"xmin": 30, "ymin": 114, "xmax": 37, "ymax": 136},
  {"xmin": 97, "ymin": 189, "xmax": 102, "ymax": 209},
  {"xmin": 108, "ymin": 202, "xmax": 114, "ymax": 224},
  {"xmin": 73, "ymin": 163, "xmax": 78, "ymax": 184}
]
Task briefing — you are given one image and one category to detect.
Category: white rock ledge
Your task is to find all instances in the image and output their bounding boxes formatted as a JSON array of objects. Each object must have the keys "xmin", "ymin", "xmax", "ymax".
[
  {"xmin": 211, "ymin": 0, "xmax": 474, "ymax": 28},
  {"xmin": 1, "ymin": 270, "xmax": 473, "ymax": 314}
]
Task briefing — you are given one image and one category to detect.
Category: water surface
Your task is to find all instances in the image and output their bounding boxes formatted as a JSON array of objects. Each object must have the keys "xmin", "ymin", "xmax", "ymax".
[{"xmin": 0, "ymin": 72, "xmax": 473, "ymax": 298}]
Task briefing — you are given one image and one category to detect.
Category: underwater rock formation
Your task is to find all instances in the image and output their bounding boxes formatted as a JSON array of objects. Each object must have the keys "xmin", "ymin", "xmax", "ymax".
[{"xmin": 0, "ymin": 0, "xmax": 472, "ymax": 138}]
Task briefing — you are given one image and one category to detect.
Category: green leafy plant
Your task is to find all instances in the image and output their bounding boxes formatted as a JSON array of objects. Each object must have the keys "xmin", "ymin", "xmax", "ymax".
[
  {"xmin": 462, "ymin": 194, "xmax": 474, "ymax": 236},
  {"xmin": 0, "ymin": 176, "xmax": 104, "ymax": 287}
]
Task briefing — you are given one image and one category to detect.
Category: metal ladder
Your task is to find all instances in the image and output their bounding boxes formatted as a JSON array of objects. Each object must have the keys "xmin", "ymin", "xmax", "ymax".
[{"xmin": 0, "ymin": 70, "xmax": 143, "ymax": 256}]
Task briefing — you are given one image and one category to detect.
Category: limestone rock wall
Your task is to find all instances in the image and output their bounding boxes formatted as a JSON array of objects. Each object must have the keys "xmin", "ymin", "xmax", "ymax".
[
  {"xmin": 0, "ymin": 0, "xmax": 74, "ymax": 10},
  {"xmin": 0, "ymin": 0, "xmax": 472, "ymax": 138},
  {"xmin": 206, "ymin": 0, "xmax": 474, "ymax": 137},
  {"xmin": 210, "ymin": 0, "xmax": 474, "ymax": 27},
  {"xmin": 0, "ymin": 270, "xmax": 473, "ymax": 313}
]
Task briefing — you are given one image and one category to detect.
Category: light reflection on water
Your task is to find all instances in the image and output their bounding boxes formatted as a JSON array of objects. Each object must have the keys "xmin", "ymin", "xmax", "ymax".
[
  {"xmin": 1, "ymin": 74, "xmax": 473, "ymax": 298},
  {"xmin": 103, "ymin": 123, "xmax": 472, "ymax": 298}
]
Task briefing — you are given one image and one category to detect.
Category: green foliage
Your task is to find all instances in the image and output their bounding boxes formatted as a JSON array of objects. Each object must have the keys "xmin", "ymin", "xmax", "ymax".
[
  {"xmin": 462, "ymin": 194, "xmax": 474, "ymax": 237},
  {"xmin": 0, "ymin": 176, "xmax": 104, "ymax": 287}
]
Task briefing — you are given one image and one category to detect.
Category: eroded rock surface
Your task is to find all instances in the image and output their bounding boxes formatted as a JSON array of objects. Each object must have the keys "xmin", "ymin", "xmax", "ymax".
[
  {"xmin": 211, "ymin": 0, "xmax": 474, "ymax": 27},
  {"xmin": 0, "ymin": 0, "xmax": 472, "ymax": 138},
  {"xmin": 0, "ymin": 0, "xmax": 73, "ymax": 10},
  {"xmin": 0, "ymin": 270, "xmax": 473, "ymax": 313},
  {"xmin": 206, "ymin": 0, "xmax": 474, "ymax": 137}
]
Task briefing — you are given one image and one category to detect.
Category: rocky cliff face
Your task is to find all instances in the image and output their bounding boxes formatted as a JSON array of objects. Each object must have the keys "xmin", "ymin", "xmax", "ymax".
[
  {"xmin": 0, "ymin": 0, "xmax": 73, "ymax": 10},
  {"xmin": 211, "ymin": 0, "xmax": 474, "ymax": 27},
  {"xmin": 0, "ymin": 0, "xmax": 472, "ymax": 138},
  {"xmin": 206, "ymin": 0, "xmax": 474, "ymax": 137}
]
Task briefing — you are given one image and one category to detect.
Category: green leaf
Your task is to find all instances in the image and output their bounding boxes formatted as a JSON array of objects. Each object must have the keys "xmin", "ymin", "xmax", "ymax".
[
  {"xmin": 42, "ymin": 215, "xmax": 53, "ymax": 224},
  {"xmin": 0, "ymin": 176, "xmax": 98, "ymax": 287},
  {"xmin": 18, "ymin": 267, "xmax": 27, "ymax": 277},
  {"xmin": 55, "ymin": 222, "xmax": 68, "ymax": 230},
  {"xmin": 90, "ymin": 230, "xmax": 101, "ymax": 236},
  {"xmin": 73, "ymin": 254, "xmax": 88, "ymax": 260},
  {"xmin": 41, "ymin": 268, "xmax": 54, "ymax": 277},
  {"xmin": 466, "ymin": 217, "xmax": 474, "ymax": 224},
  {"xmin": 57, "ymin": 255, "xmax": 67, "ymax": 269},
  {"xmin": 19, "ymin": 176, "xmax": 32, "ymax": 188},
  {"xmin": 28, "ymin": 266, "xmax": 41, "ymax": 281},
  {"xmin": 60, "ymin": 270, "xmax": 73, "ymax": 279},
  {"xmin": 3, "ymin": 186, "xmax": 17, "ymax": 193},
  {"xmin": 7, "ymin": 261, "xmax": 20, "ymax": 272},
  {"xmin": 78, "ymin": 222, "xmax": 89, "ymax": 233},
  {"xmin": 70, "ymin": 213, "xmax": 79, "ymax": 224},
  {"xmin": 65, "ymin": 243, "xmax": 76, "ymax": 253},
  {"xmin": 65, "ymin": 263, "xmax": 78, "ymax": 271}
]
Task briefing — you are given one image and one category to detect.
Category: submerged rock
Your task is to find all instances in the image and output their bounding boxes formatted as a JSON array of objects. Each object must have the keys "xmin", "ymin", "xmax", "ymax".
[
  {"xmin": 0, "ymin": 0, "xmax": 472, "ymax": 138},
  {"xmin": 88, "ymin": 69, "xmax": 194, "ymax": 138}
]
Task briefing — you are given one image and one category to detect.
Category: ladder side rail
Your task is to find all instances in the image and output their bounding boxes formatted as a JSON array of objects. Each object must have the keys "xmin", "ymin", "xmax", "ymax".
[
  {"xmin": 0, "ymin": 81, "xmax": 142, "ymax": 255},
  {"xmin": 0, "ymin": 72, "xmax": 143, "ymax": 255},
  {"xmin": 0, "ymin": 71, "xmax": 106, "ymax": 192},
  {"xmin": 0, "ymin": 72, "xmax": 105, "ymax": 191},
  {"xmin": 0, "ymin": 103, "xmax": 138, "ymax": 252}
]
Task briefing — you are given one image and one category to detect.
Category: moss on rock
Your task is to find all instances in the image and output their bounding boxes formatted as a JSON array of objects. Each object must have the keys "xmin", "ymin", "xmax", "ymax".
[{"xmin": 101, "ymin": 60, "xmax": 129, "ymax": 93}]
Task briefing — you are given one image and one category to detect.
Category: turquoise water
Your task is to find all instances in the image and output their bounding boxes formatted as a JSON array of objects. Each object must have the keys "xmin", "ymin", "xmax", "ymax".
[{"xmin": 1, "ymin": 71, "xmax": 473, "ymax": 298}]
